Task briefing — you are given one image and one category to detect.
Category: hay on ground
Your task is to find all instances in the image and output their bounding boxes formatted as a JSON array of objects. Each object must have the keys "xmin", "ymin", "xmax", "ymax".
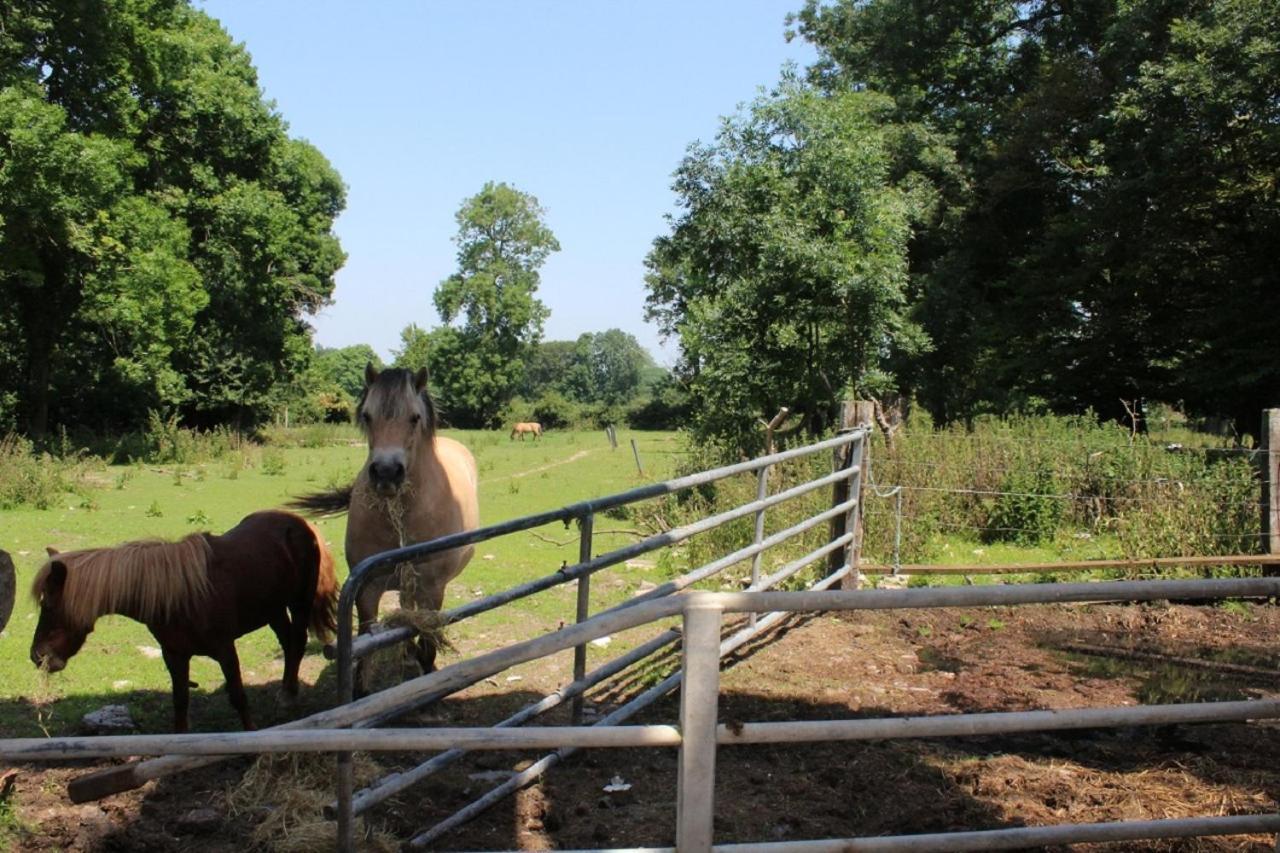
[{"xmin": 227, "ymin": 752, "xmax": 397, "ymax": 852}]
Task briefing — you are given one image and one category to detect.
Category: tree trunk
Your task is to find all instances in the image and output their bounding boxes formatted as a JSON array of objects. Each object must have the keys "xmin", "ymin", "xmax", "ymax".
[{"xmin": 20, "ymin": 249, "xmax": 75, "ymax": 439}]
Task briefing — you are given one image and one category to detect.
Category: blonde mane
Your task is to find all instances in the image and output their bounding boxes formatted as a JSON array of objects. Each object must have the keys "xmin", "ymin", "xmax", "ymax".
[{"xmin": 32, "ymin": 534, "xmax": 214, "ymax": 630}]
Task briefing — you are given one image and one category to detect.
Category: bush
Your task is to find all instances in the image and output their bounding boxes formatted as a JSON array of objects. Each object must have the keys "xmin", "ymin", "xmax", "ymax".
[
  {"xmin": 985, "ymin": 468, "xmax": 1062, "ymax": 546},
  {"xmin": 0, "ymin": 433, "xmax": 84, "ymax": 510},
  {"xmin": 626, "ymin": 377, "xmax": 691, "ymax": 430}
]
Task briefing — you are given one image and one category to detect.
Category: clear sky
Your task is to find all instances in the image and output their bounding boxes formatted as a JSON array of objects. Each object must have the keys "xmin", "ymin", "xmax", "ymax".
[{"xmin": 195, "ymin": 1, "xmax": 816, "ymax": 365}]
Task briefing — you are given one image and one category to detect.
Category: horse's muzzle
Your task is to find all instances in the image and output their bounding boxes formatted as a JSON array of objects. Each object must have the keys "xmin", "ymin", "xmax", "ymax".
[
  {"xmin": 369, "ymin": 459, "xmax": 406, "ymax": 495},
  {"xmin": 32, "ymin": 649, "xmax": 65, "ymax": 672}
]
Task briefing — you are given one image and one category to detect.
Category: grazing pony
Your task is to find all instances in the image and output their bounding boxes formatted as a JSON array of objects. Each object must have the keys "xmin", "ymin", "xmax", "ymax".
[
  {"xmin": 510, "ymin": 422, "xmax": 542, "ymax": 441},
  {"xmin": 30, "ymin": 510, "xmax": 338, "ymax": 732},
  {"xmin": 292, "ymin": 365, "xmax": 479, "ymax": 692}
]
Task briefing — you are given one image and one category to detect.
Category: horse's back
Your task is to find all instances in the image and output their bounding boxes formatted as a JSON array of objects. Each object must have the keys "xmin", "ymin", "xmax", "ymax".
[
  {"xmin": 207, "ymin": 511, "xmax": 322, "ymax": 634},
  {"xmin": 435, "ymin": 436, "xmax": 479, "ymax": 518}
]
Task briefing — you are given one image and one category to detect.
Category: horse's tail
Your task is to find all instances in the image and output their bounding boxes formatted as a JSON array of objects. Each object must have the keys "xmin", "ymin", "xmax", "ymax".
[
  {"xmin": 304, "ymin": 519, "xmax": 339, "ymax": 642},
  {"xmin": 287, "ymin": 484, "xmax": 353, "ymax": 516}
]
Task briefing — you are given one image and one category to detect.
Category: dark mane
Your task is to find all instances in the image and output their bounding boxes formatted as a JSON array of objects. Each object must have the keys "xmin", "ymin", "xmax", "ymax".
[{"xmin": 356, "ymin": 368, "xmax": 437, "ymax": 434}]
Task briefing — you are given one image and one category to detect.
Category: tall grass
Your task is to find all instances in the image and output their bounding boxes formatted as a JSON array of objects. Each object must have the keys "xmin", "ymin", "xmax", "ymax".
[
  {"xmin": 867, "ymin": 415, "xmax": 1261, "ymax": 567},
  {"xmin": 0, "ymin": 433, "xmax": 96, "ymax": 509},
  {"xmin": 654, "ymin": 415, "xmax": 1263, "ymax": 583}
]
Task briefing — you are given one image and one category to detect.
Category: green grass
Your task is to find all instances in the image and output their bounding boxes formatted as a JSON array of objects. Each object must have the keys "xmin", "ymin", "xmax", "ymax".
[{"xmin": 0, "ymin": 428, "xmax": 683, "ymax": 736}]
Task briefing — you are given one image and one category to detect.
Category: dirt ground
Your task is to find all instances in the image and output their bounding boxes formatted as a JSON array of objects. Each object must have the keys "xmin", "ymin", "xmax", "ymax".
[{"xmin": 5, "ymin": 598, "xmax": 1280, "ymax": 851}]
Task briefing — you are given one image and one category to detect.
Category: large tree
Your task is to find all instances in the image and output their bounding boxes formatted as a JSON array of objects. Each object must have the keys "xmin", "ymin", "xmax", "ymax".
[
  {"xmin": 563, "ymin": 329, "xmax": 655, "ymax": 406},
  {"xmin": 645, "ymin": 78, "xmax": 939, "ymax": 450},
  {"xmin": 0, "ymin": 0, "xmax": 345, "ymax": 435},
  {"xmin": 791, "ymin": 0, "xmax": 1280, "ymax": 431},
  {"xmin": 428, "ymin": 182, "xmax": 559, "ymax": 427}
]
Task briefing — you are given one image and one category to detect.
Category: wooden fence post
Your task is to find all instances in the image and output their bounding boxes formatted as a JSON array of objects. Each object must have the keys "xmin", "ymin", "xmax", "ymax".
[
  {"xmin": 829, "ymin": 401, "xmax": 874, "ymax": 589},
  {"xmin": 1263, "ymin": 409, "xmax": 1280, "ymax": 573}
]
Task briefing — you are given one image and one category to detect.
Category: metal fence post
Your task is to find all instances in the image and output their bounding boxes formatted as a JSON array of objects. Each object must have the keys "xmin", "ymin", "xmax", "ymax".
[
  {"xmin": 572, "ymin": 512, "xmax": 595, "ymax": 724},
  {"xmin": 677, "ymin": 600, "xmax": 722, "ymax": 853},
  {"xmin": 749, "ymin": 465, "xmax": 770, "ymax": 627}
]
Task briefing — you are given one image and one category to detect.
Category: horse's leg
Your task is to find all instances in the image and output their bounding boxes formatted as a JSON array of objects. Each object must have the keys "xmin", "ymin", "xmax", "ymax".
[
  {"xmin": 268, "ymin": 612, "xmax": 303, "ymax": 698},
  {"xmin": 162, "ymin": 649, "xmax": 191, "ymax": 734},
  {"xmin": 215, "ymin": 641, "xmax": 255, "ymax": 730},
  {"xmin": 409, "ymin": 567, "xmax": 451, "ymax": 675},
  {"xmin": 352, "ymin": 581, "xmax": 383, "ymax": 698}
]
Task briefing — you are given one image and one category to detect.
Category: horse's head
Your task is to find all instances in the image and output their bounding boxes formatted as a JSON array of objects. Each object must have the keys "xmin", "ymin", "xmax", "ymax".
[
  {"xmin": 356, "ymin": 363, "xmax": 437, "ymax": 496},
  {"xmin": 30, "ymin": 557, "xmax": 89, "ymax": 673}
]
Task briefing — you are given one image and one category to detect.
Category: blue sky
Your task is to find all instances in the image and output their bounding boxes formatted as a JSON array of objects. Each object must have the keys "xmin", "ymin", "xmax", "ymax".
[{"xmin": 197, "ymin": 2, "xmax": 816, "ymax": 365}]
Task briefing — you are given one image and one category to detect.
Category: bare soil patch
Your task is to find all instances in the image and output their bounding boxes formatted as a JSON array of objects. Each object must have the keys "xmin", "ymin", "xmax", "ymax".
[{"xmin": 4, "ymin": 600, "xmax": 1280, "ymax": 851}]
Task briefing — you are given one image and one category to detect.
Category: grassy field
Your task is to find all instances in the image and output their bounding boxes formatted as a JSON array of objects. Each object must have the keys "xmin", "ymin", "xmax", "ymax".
[{"xmin": 0, "ymin": 428, "xmax": 685, "ymax": 736}]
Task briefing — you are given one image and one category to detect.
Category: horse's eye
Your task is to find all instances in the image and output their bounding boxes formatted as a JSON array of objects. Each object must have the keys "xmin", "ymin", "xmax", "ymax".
[
  {"xmin": 410, "ymin": 413, "xmax": 421, "ymax": 425},
  {"xmin": 360, "ymin": 411, "xmax": 371, "ymax": 424}
]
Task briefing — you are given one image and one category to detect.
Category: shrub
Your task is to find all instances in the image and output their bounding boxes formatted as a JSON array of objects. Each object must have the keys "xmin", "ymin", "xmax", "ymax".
[
  {"xmin": 985, "ymin": 468, "xmax": 1062, "ymax": 546},
  {"xmin": 0, "ymin": 433, "xmax": 80, "ymax": 510}
]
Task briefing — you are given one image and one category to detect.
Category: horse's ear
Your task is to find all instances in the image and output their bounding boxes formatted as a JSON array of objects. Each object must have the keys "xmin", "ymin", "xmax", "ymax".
[
  {"xmin": 412, "ymin": 367, "xmax": 429, "ymax": 392},
  {"xmin": 364, "ymin": 362, "xmax": 379, "ymax": 387},
  {"xmin": 45, "ymin": 560, "xmax": 67, "ymax": 594},
  {"xmin": 45, "ymin": 546, "xmax": 60, "ymax": 557}
]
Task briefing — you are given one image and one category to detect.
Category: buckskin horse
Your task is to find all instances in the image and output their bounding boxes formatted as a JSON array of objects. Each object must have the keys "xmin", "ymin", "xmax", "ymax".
[
  {"xmin": 30, "ymin": 510, "xmax": 337, "ymax": 732},
  {"xmin": 510, "ymin": 421, "xmax": 542, "ymax": 441},
  {"xmin": 292, "ymin": 364, "xmax": 479, "ymax": 692}
]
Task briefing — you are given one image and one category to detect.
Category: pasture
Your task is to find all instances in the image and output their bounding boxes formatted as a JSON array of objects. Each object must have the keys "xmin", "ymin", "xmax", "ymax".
[
  {"xmin": 0, "ymin": 428, "xmax": 683, "ymax": 738},
  {"xmin": 3, "ymin": 420, "xmax": 1278, "ymax": 852}
]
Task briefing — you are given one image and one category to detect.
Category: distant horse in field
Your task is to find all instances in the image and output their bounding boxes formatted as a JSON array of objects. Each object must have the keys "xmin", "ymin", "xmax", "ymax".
[
  {"xmin": 30, "ymin": 510, "xmax": 338, "ymax": 732},
  {"xmin": 291, "ymin": 364, "xmax": 479, "ymax": 691},
  {"xmin": 510, "ymin": 422, "xmax": 542, "ymax": 441}
]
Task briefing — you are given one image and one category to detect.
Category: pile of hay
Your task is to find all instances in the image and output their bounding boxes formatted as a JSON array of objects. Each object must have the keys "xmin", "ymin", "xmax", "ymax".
[{"xmin": 227, "ymin": 753, "xmax": 397, "ymax": 852}]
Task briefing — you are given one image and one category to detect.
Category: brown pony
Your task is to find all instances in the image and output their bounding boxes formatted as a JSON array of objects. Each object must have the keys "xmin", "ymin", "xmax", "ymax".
[
  {"xmin": 30, "ymin": 510, "xmax": 338, "ymax": 732},
  {"xmin": 292, "ymin": 365, "xmax": 479, "ymax": 691},
  {"xmin": 510, "ymin": 421, "xmax": 542, "ymax": 441}
]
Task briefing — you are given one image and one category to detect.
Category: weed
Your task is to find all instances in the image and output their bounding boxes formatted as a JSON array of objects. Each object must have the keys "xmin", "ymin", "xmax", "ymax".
[
  {"xmin": 0, "ymin": 771, "xmax": 29, "ymax": 849},
  {"xmin": 261, "ymin": 449, "xmax": 287, "ymax": 476},
  {"xmin": 187, "ymin": 509, "xmax": 210, "ymax": 526},
  {"xmin": 0, "ymin": 433, "xmax": 83, "ymax": 510},
  {"xmin": 145, "ymin": 500, "xmax": 163, "ymax": 518},
  {"xmin": 1218, "ymin": 599, "xmax": 1253, "ymax": 619},
  {"xmin": 986, "ymin": 618, "xmax": 1006, "ymax": 631}
]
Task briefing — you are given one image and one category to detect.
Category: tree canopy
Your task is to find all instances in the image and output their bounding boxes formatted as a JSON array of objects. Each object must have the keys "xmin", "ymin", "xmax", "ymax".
[
  {"xmin": 425, "ymin": 182, "xmax": 559, "ymax": 427},
  {"xmin": 789, "ymin": 0, "xmax": 1280, "ymax": 432},
  {"xmin": 0, "ymin": 0, "xmax": 345, "ymax": 435},
  {"xmin": 648, "ymin": 0, "xmax": 1280, "ymax": 446},
  {"xmin": 645, "ymin": 78, "xmax": 938, "ymax": 448}
]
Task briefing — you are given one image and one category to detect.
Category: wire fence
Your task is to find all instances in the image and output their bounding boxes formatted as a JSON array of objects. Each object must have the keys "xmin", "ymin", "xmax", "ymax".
[{"xmin": 853, "ymin": 419, "xmax": 1268, "ymax": 573}]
